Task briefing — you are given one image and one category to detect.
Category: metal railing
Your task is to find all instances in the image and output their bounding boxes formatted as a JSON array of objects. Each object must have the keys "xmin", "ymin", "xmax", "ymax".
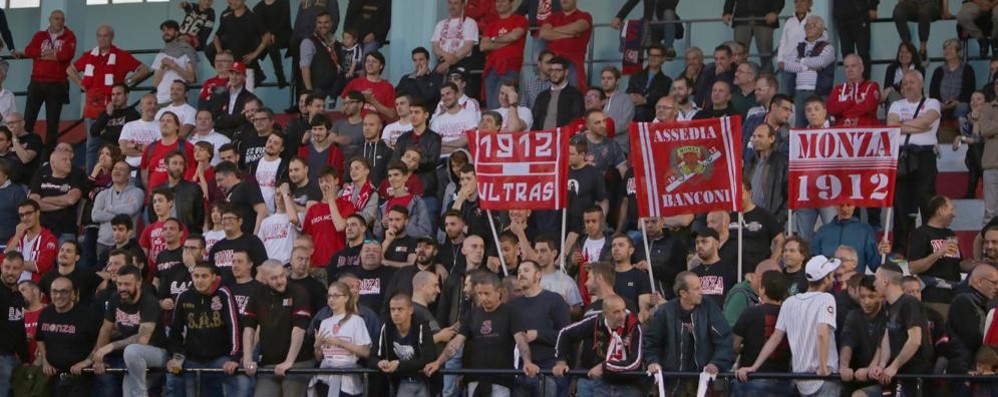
[{"xmin": 77, "ymin": 366, "xmax": 998, "ymax": 397}]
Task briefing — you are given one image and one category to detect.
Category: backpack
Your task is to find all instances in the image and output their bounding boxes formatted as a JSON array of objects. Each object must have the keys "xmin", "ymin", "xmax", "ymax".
[{"xmin": 11, "ymin": 364, "xmax": 51, "ymax": 397}]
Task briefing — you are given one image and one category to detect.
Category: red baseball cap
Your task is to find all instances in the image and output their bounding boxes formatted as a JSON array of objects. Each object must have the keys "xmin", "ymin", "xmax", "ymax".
[{"xmin": 231, "ymin": 62, "xmax": 247, "ymax": 74}]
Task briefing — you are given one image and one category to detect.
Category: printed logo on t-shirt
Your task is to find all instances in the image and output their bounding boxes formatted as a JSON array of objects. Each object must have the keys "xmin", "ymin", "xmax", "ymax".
[
  {"xmin": 211, "ymin": 296, "xmax": 223, "ymax": 311},
  {"xmin": 394, "ymin": 341, "xmax": 415, "ymax": 360},
  {"xmin": 282, "ymin": 298, "xmax": 293, "ymax": 307},
  {"xmin": 480, "ymin": 319, "xmax": 493, "ymax": 336},
  {"xmin": 40, "ymin": 323, "xmax": 77, "ymax": 334},
  {"xmin": 214, "ymin": 250, "xmax": 234, "ymax": 268},
  {"xmin": 234, "ymin": 295, "xmax": 250, "ymax": 314},
  {"xmin": 929, "ymin": 239, "xmax": 961, "ymax": 259},
  {"xmin": 568, "ymin": 179, "xmax": 579, "ymax": 194},
  {"xmin": 729, "ymin": 221, "xmax": 763, "ymax": 232},
  {"xmin": 700, "ymin": 275, "xmax": 725, "ymax": 296},
  {"xmin": 8, "ymin": 306, "xmax": 22, "ymax": 321},
  {"xmin": 626, "ymin": 177, "xmax": 636, "ymax": 195},
  {"xmin": 114, "ymin": 309, "xmax": 141, "ymax": 327},
  {"xmin": 359, "ymin": 278, "xmax": 381, "ymax": 295}
]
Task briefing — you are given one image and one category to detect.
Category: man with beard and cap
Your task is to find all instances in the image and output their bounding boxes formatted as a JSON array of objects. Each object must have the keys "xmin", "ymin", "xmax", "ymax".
[
  {"xmin": 691, "ymin": 227, "xmax": 738, "ymax": 310},
  {"xmin": 0, "ymin": 251, "xmax": 27, "ymax": 393},
  {"xmin": 509, "ymin": 260, "xmax": 571, "ymax": 396},
  {"xmin": 92, "ymin": 265, "xmax": 169, "ymax": 397},
  {"xmin": 385, "ymin": 236, "xmax": 448, "ymax": 301},
  {"xmin": 152, "ymin": 20, "xmax": 198, "ymax": 105}
]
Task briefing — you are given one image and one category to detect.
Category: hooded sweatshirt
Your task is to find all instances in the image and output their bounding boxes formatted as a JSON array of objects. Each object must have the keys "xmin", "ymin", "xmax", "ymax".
[{"xmin": 168, "ymin": 284, "xmax": 241, "ymax": 362}]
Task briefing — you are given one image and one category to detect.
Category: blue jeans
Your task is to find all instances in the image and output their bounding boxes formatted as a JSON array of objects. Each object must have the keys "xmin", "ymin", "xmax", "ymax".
[
  {"xmin": 224, "ymin": 373, "xmax": 255, "ymax": 397},
  {"xmin": 179, "ymin": 356, "xmax": 242, "ymax": 397},
  {"xmin": 731, "ymin": 379, "xmax": 796, "ymax": 397},
  {"xmin": 442, "ymin": 348, "xmax": 463, "ymax": 397},
  {"xmin": 83, "ymin": 118, "xmax": 99, "ymax": 171},
  {"xmin": 649, "ymin": 10, "xmax": 679, "ymax": 50},
  {"xmin": 794, "ymin": 206, "xmax": 836, "ymax": 242},
  {"xmin": 0, "ymin": 354, "xmax": 18, "ymax": 396},
  {"xmin": 779, "ymin": 71, "xmax": 796, "ymax": 97},
  {"xmin": 94, "ymin": 354, "xmax": 125, "ymax": 397},
  {"xmin": 514, "ymin": 358, "xmax": 562, "ymax": 397},
  {"xmin": 484, "ymin": 70, "xmax": 520, "ymax": 110},
  {"xmin": 576, "ymin": 378, "xmax": 597, "ymax": 397}
]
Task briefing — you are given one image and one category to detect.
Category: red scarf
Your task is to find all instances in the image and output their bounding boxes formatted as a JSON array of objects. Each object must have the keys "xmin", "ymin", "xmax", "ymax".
[{"xmin": 339, "ymin": 181, "xmax": 374, "ymax": 212}]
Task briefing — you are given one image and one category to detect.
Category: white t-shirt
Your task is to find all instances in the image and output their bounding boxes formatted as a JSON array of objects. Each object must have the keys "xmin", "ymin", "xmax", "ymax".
[
  {"xmin": 258, "ymin": 213, "xmax": 301, "ymax": 264},
  {"xmin": 156, "ymin": 103, "xmax": 197, "ymax": 128},
  {"xmin": 888, "ymin": 97, "xmax": 941, "ymax": 146},
  {"xmin": 541, "ymin": 270, "xmax": 583, "ymax": 306},
  {"xmin": 255, "ymin": 157, "xmax": 282, "ymax": 213},
  {"xmin": 152, "ymin": 52, "xmax": 194, "ymax": 104},
  {"xmin": 317, "ymin": 313, "xmax": 371, "ymax": 395},
  {"xmin": 494, "ymin": 106, "xmax": 534, "ymax": 132},
  {"xmin": 119, "ymin": 119, "xmax": 162, "ymax": 167},
  {"xmin": 582, "ymin": 237, "xmax": 606, "ymax": 264},
  {"xmin": 775, "ymin": 291, "xmax": 838, "ymax": 395},
  {"xmin": 188, "ymin": 130, "xmax": 232, "ymax": 166},
  {"xmin": 382, "ymin": 120, "xmax": 411, "ymax": 147},
  {"xmin": 431, "ymin": 17, "xmax": 479, "ymax": 55},
  {"xmin": 430, "ymin": 107, "xmax": 480, "ymax": 143},
  {"xmin": 202, "ymin": 229, "xmax": 225, "ymax": 260},
  {"xmin": 0, "ymin": 89, "xmax": 14, "ymax": 121}
]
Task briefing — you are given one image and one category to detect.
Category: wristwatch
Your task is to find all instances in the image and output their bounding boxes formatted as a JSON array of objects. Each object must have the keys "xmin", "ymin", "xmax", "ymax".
[{"xmin": 490, "ymin": 37, "xmax": 497, "ymax": 44}]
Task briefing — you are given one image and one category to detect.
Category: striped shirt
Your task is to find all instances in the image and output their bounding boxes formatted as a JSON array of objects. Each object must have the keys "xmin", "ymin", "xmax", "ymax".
[{"xmin": 775, "ymin": 291, "xmax": 838, "ymax": 395}]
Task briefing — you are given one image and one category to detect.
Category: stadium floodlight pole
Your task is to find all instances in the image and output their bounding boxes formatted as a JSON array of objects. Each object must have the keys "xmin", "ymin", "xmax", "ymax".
[
  {"xmin": 560, "ymin": 209, "xmax": 567, "ymax": 273},
  {"xmin": 882, "ymin": 207, "xmax": 894, "ymax": 265},
  {"xmin": 487, "ymin": 209, "xmax": 508, "ymax": 277},
  {"xmin": 640, "ymin": 217, "xmax": 656, "ymax": 295}
]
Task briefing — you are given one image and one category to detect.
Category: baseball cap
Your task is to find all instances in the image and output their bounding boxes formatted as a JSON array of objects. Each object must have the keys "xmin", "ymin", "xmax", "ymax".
[
  {"xmin": 691, "ymin": 227, "xmax": 719, "ymax": 241},
  {"xmin": 448, "ymin": 66, "xmax": 468, "ymax": 81},
  {"xmin": 416, "ymin": 236, "xmax": 439, "ymax": 248},
  {"xmin": 231, "ymin": 62, "xmax": 247, "ymax": 75},
  {"xmin": 805, "ymin": 255, "xmax": 842, "ymax": 282}
]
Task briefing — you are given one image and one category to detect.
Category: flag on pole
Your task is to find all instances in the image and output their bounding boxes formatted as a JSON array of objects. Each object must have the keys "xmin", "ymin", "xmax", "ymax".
[{"xmin": 467, "ymin": 129, "xmax": 571, "ymax": 211}]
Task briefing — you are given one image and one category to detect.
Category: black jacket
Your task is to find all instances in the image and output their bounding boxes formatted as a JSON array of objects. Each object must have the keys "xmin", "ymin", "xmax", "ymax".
[
  {"xmin": 643, "ymin": 299, "xmax": 735, "ymax": 372},
  {"xmin": 531, "ymin": 86, "xmax": 585, "ymax": 130},
  {"xmin": 344, "ymin": 0, "xmax": 392, "ymax": 42},
  {"xmin": 930, "ymin": 63, "xmax": 977, "ymax": 103},
  {"xmin": 169, "ymin": 285, "xmax": 241, "ymax": 362},
  {"xmin": 722, "ymin": 0, "xmax": 784, "ymax": 27},
  {"xmin": 745, "ymin": 150, "xmax": 789, "ymax": 225},
  {"xmin": 369, "ymin": 318, "xmax": 439, "ymax": 394},
  {"xmin": 832, "ymin": 0, "xmax": 880, "ymax": 21},
  {"xmin": 616, "ymin": 0, "xmax": 680, "ymax": 20},
  {"xmin": 555, "ymin": 312, "xmax": 644, "ymax": 384},
  {"xmin": 207, "ymin": 88, "xmax": 259, "ymax": 136},
  {"xmin": 396, "ymin": 72, "xmax": 445, "ymax": 106},
  {"xmin": 151, "ymin": 179, "xmax": 205, "ymax": 232},
  {"xmin": 626, "ymin": 68, "xmax": 673, "ymax": 122},
  {"xmin": 0, "ymin": 286, "xmax": 27, "ymax": 361},
  {"xmin": 947, "ymin": 288, "xmax": 990, "ymax": 373},
  {"xmin": 350, "ymin": 139, "xmax": 393, "ymax": 188},
  {"xmin": 393, "ymin": 129, "xmax": 442, "ymax": 195},
  {"xmin": 90, "ymin": 107, "xmax": 140, "ymax": 144}
]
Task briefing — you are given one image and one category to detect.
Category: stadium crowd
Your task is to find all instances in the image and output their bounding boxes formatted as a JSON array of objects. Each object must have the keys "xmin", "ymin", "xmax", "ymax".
[{"xmin": 1, "ymin": 0, "xmax": 998, "ymax": 396}]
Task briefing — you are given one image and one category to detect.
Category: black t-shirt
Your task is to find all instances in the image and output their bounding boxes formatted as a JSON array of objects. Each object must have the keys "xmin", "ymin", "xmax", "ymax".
[
  {"xmin": 384, "ymin": 235, "xmax": 416, "ymax": 264},
  {"xmin": 907, "ymin": 225, "xmax": 961, "ymax": 304},
  {"xmin": 613, "ymin": 267, "xmax": 652, "ymax": 314},
  {"xmin": 290, "ymin": 180, "xmax": 322, "ymax": 208},
  {"xmin": 841, "ymin": 307, "xmax": 887, "ymax": 369},
  {"xmin": 36, "ymin": 305, "xmax": 102, "ymax": 371},
  {"xmin": 209, "ymin": 234, "xmax": 268, "ymax": 285},
  {"xmin": 30, "ymin": 167, "xmax": 88, "ymax": 236},
  {"xmin": 783, "ymin": 268, "xmax": 808, "ymax": 296},
  {"xmin": 886, "ymin": 294, "xmax": 933, "ymax": 373},
  {"xmin": 15, "ymin": 132, "xmax": 43, "ymax": 186},
  {"xmin": 622, "ymin": 168, "xmax": 639, "ymax": 229},
  {"xmin": 343, "ymin": 265, "xmax": 396, "ymax": 315},
  {"xmin": 217, "ymin": 8, "xmax": 265, "ymax": 61},
  {"xmin": 460, "ymin": 304, "xmax": 522, "ymax": 387},
  {"xmin": 238, "ymin": 131, "xmax": 269, "ymax": 166},
  {"xmin": 729, "ymin": 207, "xmax": 781, "ymax": 274},
  {"xmin": 288, "ymin": 276, "xmax": 327, "ymax": 315},
  {"xmin": 224, "ymin": 278, "xmax": 262, "ymax": 326},
  {"xmin": 39, "ymin": 266, "xmax": 101, "ymax": 306},
  {"xmin": 679, "ymin": 308, "xmax": 696, "ymax": 371},
  {"xmin": 157, "ymin": 264, "xmax": 192, "ymax": 301},
  {"xmin": 733, "ymin": 303, "xmax": 790, "ymax": 372},
  {"xmin": 155, "ymin": 247, "xmax": 184, "ymax": 278},
  {"xmin": 507, "ymin": 290, "xmax": 571, "ymax": 362},
  {"xmin": 225, "ymin": 182, "xmax": 266, "ymax": 236},
  {"xmin": 244, "ymin": 283, "xmax": 314, "ymax": 365},
  {"xmin": 327, "ymin": 243, "xmax": 363, "ymax": 281},
  {"xmin": 104, "ymin": 290, "xmax": 167, "ymax": 348},
  {"xmin": 437, "ymin": 239, "xmax": 466, "ymax": 274},
  {"xmin": 692, "ymin": 259, "xmax": 737, "ymax": 309},
  {"xmin": 567, "ymin": 165, "xmax": 606, "ymax": 234}
]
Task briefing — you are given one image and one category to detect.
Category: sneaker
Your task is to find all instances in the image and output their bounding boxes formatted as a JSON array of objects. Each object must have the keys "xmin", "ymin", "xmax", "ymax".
[{"xmin": 665, "ymin": 47, "xmax": 677, "ymax": 60}]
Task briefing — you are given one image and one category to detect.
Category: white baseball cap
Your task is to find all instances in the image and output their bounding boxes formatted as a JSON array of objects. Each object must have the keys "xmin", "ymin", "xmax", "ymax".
[{"xmin": 805, "ymin": 255, "xmax": 842, "ymax": 282}]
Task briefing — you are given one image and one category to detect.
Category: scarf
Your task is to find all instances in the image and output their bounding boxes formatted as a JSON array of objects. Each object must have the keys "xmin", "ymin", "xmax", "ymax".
[{"xmin": 339, "ymin": 181, "xmax": 374, "ymax": 212}]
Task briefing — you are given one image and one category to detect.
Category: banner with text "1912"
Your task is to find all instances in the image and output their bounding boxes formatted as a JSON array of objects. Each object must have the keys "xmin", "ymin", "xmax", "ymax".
[
  {"xmin": 630, "ymin": 116, "xmax": 744, "ymax": 218},
  {"xmin": 788, "ymin": 127, "xmax": 901, "ymax": 209},
  {"xmin": 466, "ymin": 129, "xmax": 571, "ymax": 211}
]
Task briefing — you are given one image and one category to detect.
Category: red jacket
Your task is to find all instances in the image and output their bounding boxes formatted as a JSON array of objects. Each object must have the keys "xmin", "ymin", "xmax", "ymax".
[
  {"xmin": 24, "ymin": 28, "xmax": 77, "ymax": 83},
  {"xmin": 11, "ymin": 228, "xmax": 58, "ymax": 283},
  {"xmin": 827, "ymin": 80, "xmax": 881, "ymax": 127}
]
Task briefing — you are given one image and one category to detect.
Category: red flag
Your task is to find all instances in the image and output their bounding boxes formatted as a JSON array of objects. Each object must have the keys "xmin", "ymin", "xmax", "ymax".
[
  {"xmin": 629, "ymin": 117, "xmax": 744, "ymax": 217},
  {"xmin": 788, "ymin": 127, "xmax": 901, "ymax": 209},
  {"xmin": 467, "ymin": 129, "xmax": 571, "ymax": 210}
]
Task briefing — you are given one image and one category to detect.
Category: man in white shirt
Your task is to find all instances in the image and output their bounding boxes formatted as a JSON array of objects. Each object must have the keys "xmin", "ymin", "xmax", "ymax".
[
  {"xmin": 737, "ymin": 255, "xmax": 842, "ymax": 397},
  {"xmin": 151, "ymin": 20, "xmax": 197, "ymax": 105},
  {"xmin": 251, "ymin": 133, "xmax": 288, "ymax": 214},
  {"xmin": 436, "ymin": 68, "xmax": 482, "ymax": 117},
  {"xmin": 0, "ymin": 66, "xmax": 14, "ymax": 121},
  {"xmin": 494, "ymin": 81, "xmax": 532, "ymax": 132},
  {"xmin": 154, "ymin": 80, "xmax": 197, "ymax": 137},
  {"xmin": 382, "ymin": 95, "xmax": 413, "ymax": 148},
  {"xmin": 431, "ymin": 82, "xmax": 480, "ymax": 156},
  {"xmin": 671, "ymin": 76, "xmax": 701, "ymax": 121},
  {"xmin": 776, "ymin": 0, "xmax": 814, "ymax": 95},
  {"xmin": 186, "ymin": 109, "xmax": 231, "ymax": 166},
  {"xmin": 431, "ymin": 0, "xmax": 479, "ymax": 83},
  {"xmin": 887, "ymin": 69, "xmax": 941, "ymax": 254},
  {"xmin": 119, "ymin": 94, "xmax": 162, "ymax": 169}
]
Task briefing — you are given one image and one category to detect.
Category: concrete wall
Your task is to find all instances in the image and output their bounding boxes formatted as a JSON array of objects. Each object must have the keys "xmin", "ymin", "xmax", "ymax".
[{"xmin": 1, "ymin": 0, "xmax": 991, "ymax": 121}]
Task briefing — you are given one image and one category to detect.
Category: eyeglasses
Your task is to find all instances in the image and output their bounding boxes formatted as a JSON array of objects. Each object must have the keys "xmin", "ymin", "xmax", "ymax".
[{"xmin": 18, "ymin": 211, "xmax": 35, "ymax": 218}]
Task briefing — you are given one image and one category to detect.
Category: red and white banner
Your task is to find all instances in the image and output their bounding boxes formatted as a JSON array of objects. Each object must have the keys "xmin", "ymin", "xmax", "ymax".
[
  {"xmin": 630, "ymin": 117, "xmax": 744, "ymax": 217},
  {"xmin": 467, "ymin": 129, "xmax": 571, "ymax": 210},
  {"xmin": 788, "ymin": 127, "xmax": 901, "ymax": 209}
]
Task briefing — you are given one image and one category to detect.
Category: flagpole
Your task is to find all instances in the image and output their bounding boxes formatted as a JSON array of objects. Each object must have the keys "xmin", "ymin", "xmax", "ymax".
[
  {"xmin": 787, "ymin": 209, "xmax": 793, "ymax": 236},
  {"xmin": 560, "ymin": 209, "xmax": 568, "ymax": 273},
  {"xmin": 487, "ymin": 210, "xmax": 508, "ymax": 277},
  {"xmin": 738, "ymin": 212, "xmax": 744, "ymax": 283},
  {"xmin": 640, "ymin": 218, "xmax": 656, "ymax": 295},
  {"xmin": 881, "ymin": 207, "xmax": 893, "ymax": 265}
]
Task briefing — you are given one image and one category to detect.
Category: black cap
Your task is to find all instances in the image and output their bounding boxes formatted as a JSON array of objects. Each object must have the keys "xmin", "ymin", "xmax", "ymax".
[
  {"xmin": 416, "ymin": 236, "xmax": 439, "ymax": 248},
  {"xmin": 448, "ymin": 66, "xmax": 468, "ymax": 81},
  {"xmin": 692, "ymin": 227, "xmax": 719, "ymax": 241}
]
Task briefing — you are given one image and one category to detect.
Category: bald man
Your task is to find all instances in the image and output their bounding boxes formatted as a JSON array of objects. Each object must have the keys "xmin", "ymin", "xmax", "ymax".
[
  {"xmin": 724, "ymin": 259, "xmax": 782, "ymax": 326},
  {"xmin": 652, "ymin": 95, "xmax": 678, "ymax": 123},
  {"xmin": 827, "ymin": 54, "xmax": 880, "ymax": 127},
  {"xmin": 948, "ymin": 264, "xmax": 998, "ymax": 373}
]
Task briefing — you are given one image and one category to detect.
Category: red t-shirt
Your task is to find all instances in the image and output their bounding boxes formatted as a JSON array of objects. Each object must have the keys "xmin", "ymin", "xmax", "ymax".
[
  {"xmin": 24, "ymin": 307, "xmax": 42, "ymax": 360},
  {"xmin": 139, "ymin": 220, "xmax": 189, "ymax": 279},
  {"xmin": 546, "ymin": 10, "xmax": 592, "ymax": 91},
  {"xmin": 140, "ymin": 139, "xmax": 196, "ymax": 195},
  {"xmin": 74, "ymin": 46, "xmax": 142, "ymax": 119},
  {"xmin": 341, "ymin": 77, "xmax": 397, "ymax": 119},
  {"xmin": 302, "ymin": 201, "xmax": 356, "ymax": 268},
  {"xmin": 483, "ymin": 14, "xmax": 528, "ymax": 76}
]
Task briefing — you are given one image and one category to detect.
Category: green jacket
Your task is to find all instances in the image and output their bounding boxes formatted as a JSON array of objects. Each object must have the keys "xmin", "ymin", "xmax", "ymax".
[{"xmin": 723, "ymin": 280, "xmax": 759, "ymax": 326}]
